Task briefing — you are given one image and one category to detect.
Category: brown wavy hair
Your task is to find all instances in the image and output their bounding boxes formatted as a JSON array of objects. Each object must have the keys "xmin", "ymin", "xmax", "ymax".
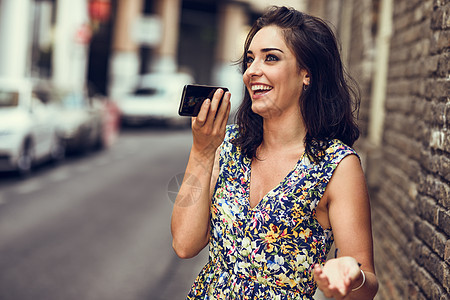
[{"xmin": 232, "ymin": 6, "xmax": 360, "ymax": 162}]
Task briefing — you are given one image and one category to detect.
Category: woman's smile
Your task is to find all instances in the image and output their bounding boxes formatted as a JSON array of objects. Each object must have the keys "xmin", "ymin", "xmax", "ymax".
[{"xmin": 250, "ymin": 83, "xmax": 273, "ymax": 98}]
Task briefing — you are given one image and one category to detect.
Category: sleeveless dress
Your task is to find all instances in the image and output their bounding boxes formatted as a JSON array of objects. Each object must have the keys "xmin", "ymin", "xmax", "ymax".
[{"xmin": 186, "ymin": 125, "xmax": 358, "ymax": 300}]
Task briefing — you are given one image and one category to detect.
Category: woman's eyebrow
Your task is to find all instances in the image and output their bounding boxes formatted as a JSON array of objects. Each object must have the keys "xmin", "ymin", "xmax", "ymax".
[
  {"xmin": 261, "ymin": 47, "xmax": 284, "ymax": 53},
  {"xmin": 247, "ymin": 48, "xmax": 284, "ymax": 54}
]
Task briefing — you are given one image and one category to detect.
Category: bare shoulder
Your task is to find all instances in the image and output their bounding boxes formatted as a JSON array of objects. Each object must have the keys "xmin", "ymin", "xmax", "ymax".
[
  {"xmin": 329, "ymin": 153, "xmax": 366, "ymax": 193},
  {"xmin": 326, "ymin": 152, "xmax": 370, "ymax": 228}
]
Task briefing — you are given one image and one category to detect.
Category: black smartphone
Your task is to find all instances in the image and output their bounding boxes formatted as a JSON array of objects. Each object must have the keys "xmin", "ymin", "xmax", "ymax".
[{"xmin": 178, "ymin": 84, "xmax": 229, "ymax": 117}]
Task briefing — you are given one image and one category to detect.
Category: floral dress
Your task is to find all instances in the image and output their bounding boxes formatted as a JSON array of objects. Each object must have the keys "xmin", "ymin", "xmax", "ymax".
[{"xmin": 187, "ymin": 125, "xmax": 358, "ymax": 300}]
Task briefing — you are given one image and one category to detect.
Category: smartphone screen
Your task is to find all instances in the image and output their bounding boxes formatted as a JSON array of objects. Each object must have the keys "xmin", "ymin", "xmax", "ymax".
[{"xmin": 178, "ymin": 84, "xmax": 228, "ymax": 117}]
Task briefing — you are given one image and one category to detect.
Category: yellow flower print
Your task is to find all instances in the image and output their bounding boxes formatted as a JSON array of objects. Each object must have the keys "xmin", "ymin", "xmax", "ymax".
[
  {"xmin": 298, "ymin": 228, "xmax": 312, "ymax": 241},
  {"xmin": 291, "ymin": 203, "xmax": 306, "ymax": 220},
  {"xmin": 310, "ymin": 241, "xmax": 317, "ymax": 254},
  {"xmin": 275, "ymin": 273, "xmax": 297, "ymax": 288},
  {"xmin": 269, "ymin": 223, "xmax": 279, "ymax": 233},
  {"xmin": 263, "ymin": 224, "xmax": 280, "ymax": 244},
  {"xmin": 280, "ymin": 243, "xmax": 293, "ymax": 254}
]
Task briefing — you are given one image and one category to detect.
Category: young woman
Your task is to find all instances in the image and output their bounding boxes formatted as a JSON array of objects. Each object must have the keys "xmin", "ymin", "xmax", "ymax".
[{"xmin": 172, "ymin": 6, "xmax": 378, "ymax": 300}]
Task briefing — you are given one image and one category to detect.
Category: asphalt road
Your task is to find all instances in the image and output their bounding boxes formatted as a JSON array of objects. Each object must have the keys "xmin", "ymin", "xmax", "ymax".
[
  {"xmin": 0, "ymin": 127, "xmax": 208, "ymax": 300},
  {"xmin": 0, "ymin": 127, "xmax": 328, "ymax": 300}
]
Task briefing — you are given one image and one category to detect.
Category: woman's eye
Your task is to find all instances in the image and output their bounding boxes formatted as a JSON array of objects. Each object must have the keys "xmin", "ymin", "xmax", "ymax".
[
  {"xmin": 266, "ymin": 54, "xmax": 279, "ymax": 62},
  {"xmin": 246, "ymin": 56, "xmax": 254, "ymax": 64}
]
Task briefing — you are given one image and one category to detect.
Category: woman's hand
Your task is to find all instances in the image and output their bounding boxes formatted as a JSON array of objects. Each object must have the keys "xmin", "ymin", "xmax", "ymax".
[
  {"xmin": 191, "ymin": 88, "xmax": 231, "ymax": 156},
  {"xmin": 314, "ymin": 257, "xmax": 363, "ymax": 299},
  {"xmin": 171, "ymin": 88, "xmax": 231, "ymax": 259}
]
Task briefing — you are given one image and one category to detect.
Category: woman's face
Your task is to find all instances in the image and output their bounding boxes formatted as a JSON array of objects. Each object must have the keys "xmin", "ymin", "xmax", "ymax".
[{"xmin": 243, "ymin": 25, "xmax": 309, "ymax": 119}]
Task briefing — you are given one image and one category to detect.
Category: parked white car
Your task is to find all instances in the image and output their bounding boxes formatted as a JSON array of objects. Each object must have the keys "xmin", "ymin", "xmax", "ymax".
[
  {"xmin": 49, "ymin": 88, "xmax": 103, "ymax": 154},
  {"xmin": 33, "ymin": 81, "xmax": 120, "ymax": 154},
  {"xmin": 0, "ymin": 78, "xmax": 64, "ymax": 175},
  {"xmin": 116, "ymin": 72, "xmax": 194, "ymax": 127}
]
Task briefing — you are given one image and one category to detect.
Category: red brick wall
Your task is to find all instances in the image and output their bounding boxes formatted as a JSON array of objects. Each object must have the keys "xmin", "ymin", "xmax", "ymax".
[
  {"xmin": 309, "ymin": 0, "xmax": 450, "ymax": 298},
  {"xmin": 376, "ymin": 0, "xmax": 449, "ymax": 298}
]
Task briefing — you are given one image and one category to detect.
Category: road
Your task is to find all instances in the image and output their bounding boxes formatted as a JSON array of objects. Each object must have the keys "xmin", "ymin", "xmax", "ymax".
[
  {"xmin": 0, "ymin": 127, "xmax": 208, "ymax": 300},
  {"xmin": 0, "ymin": 127, "xmax": 328, "ymax": 300}
]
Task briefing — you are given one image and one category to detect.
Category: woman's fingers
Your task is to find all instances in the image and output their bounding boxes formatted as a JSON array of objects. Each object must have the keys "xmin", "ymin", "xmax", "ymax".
[
  {"xmin": 216, "ymin": 91, "xmax": 231, "ymax": 130},
  {"xmin": 315, "ymin": 263, "xmax": 349, "ymax": 298},
  {"xmin": 192, "ymin": 88, "xmax": 229, "ymax": 130},
  {"xmin": 192, "ymin": 98, "xmax": 210, "ymax": 128},
  {"xmin": 203, "ymin": 88, "xmax": 224, "ymax": 128},
  {"xmin": 314, "ymin": 265, "xmax": 335, "ymax": 298},
  {"xmin": 314, "ymin": 264, "xmax": 329, "ymax": 286}
]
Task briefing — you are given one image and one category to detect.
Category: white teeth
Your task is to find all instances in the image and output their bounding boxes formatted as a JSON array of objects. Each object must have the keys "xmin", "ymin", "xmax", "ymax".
[{"xmin": 251, "ymin": 85, "xmax": 272, "ymax": 91}]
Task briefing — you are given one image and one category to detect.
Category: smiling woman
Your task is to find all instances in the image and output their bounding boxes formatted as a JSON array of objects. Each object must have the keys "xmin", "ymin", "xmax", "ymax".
[{"xmin": 172, "ymin": 6, "xmax": 378, "ymax": 300}]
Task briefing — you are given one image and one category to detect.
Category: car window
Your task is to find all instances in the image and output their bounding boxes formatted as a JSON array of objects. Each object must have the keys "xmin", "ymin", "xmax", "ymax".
[
  {"xmin": 61, "ymin": 93, "xmax": 88, "ymax": 108},
  {"xmin": 0, "ymin": 91, "xmax": 19, "ymax": 107}
]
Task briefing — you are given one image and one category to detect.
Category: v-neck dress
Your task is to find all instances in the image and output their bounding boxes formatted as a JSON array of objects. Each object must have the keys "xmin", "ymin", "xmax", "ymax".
[{"xmin": 186, "ymin": 124, "xmax": 358, "ymax": 300}]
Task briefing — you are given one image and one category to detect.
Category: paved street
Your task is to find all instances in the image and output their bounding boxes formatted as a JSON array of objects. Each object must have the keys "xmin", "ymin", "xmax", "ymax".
[{"xmin": 0, "ymin": 127, "xmax": 207, "ymax": 300}]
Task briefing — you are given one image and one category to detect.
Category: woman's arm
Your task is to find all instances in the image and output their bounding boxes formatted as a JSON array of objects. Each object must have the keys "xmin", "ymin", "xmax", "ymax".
[
  {"xmin": 171, "ymin": 89, "xmax": 231, "ymax": 259},
  {"xmin": 314, "ymin": 154, "xmax": 379, "ymax": 299}
]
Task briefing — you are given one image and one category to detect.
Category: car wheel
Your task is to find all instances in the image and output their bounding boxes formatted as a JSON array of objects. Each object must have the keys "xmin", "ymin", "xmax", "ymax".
[
  {"xmin": 76, "ymin": 127, "xmax": 93, "ymax": 154},
  {"xmin": 92, "ymin": 123, "xmax": 104, "ymax": 151},
  {"xmin": 50, "ymin": 135, "xmax": 65, "ymax": 163},
  {"xmin": 17, "ymin": 139, "xmax": 35, "ymax": 176}
]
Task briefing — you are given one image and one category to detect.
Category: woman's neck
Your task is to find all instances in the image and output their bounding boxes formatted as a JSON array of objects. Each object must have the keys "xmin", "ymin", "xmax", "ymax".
[{"xmin": 260, "ymin": 111, "xmax": 306, "ymax": 153}]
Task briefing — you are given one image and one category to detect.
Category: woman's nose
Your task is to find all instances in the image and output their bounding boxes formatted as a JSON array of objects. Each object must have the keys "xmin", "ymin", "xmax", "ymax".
[{"xmin": 245, "ymin": 60, "xmax": 262, "ymax": 77}]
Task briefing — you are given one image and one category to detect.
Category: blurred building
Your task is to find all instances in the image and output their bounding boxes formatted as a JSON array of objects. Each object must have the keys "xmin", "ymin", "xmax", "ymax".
[
  {"xmin": 0, "ymin": 0, "xmax": 91, "ymax": 92},
  {"xmin": 0, "ymin": 0, "xmax": 33, "ymax": 80},
  {"xmin": 0, "ymin": 0, "xmax": 308, "ymax": 103}
]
